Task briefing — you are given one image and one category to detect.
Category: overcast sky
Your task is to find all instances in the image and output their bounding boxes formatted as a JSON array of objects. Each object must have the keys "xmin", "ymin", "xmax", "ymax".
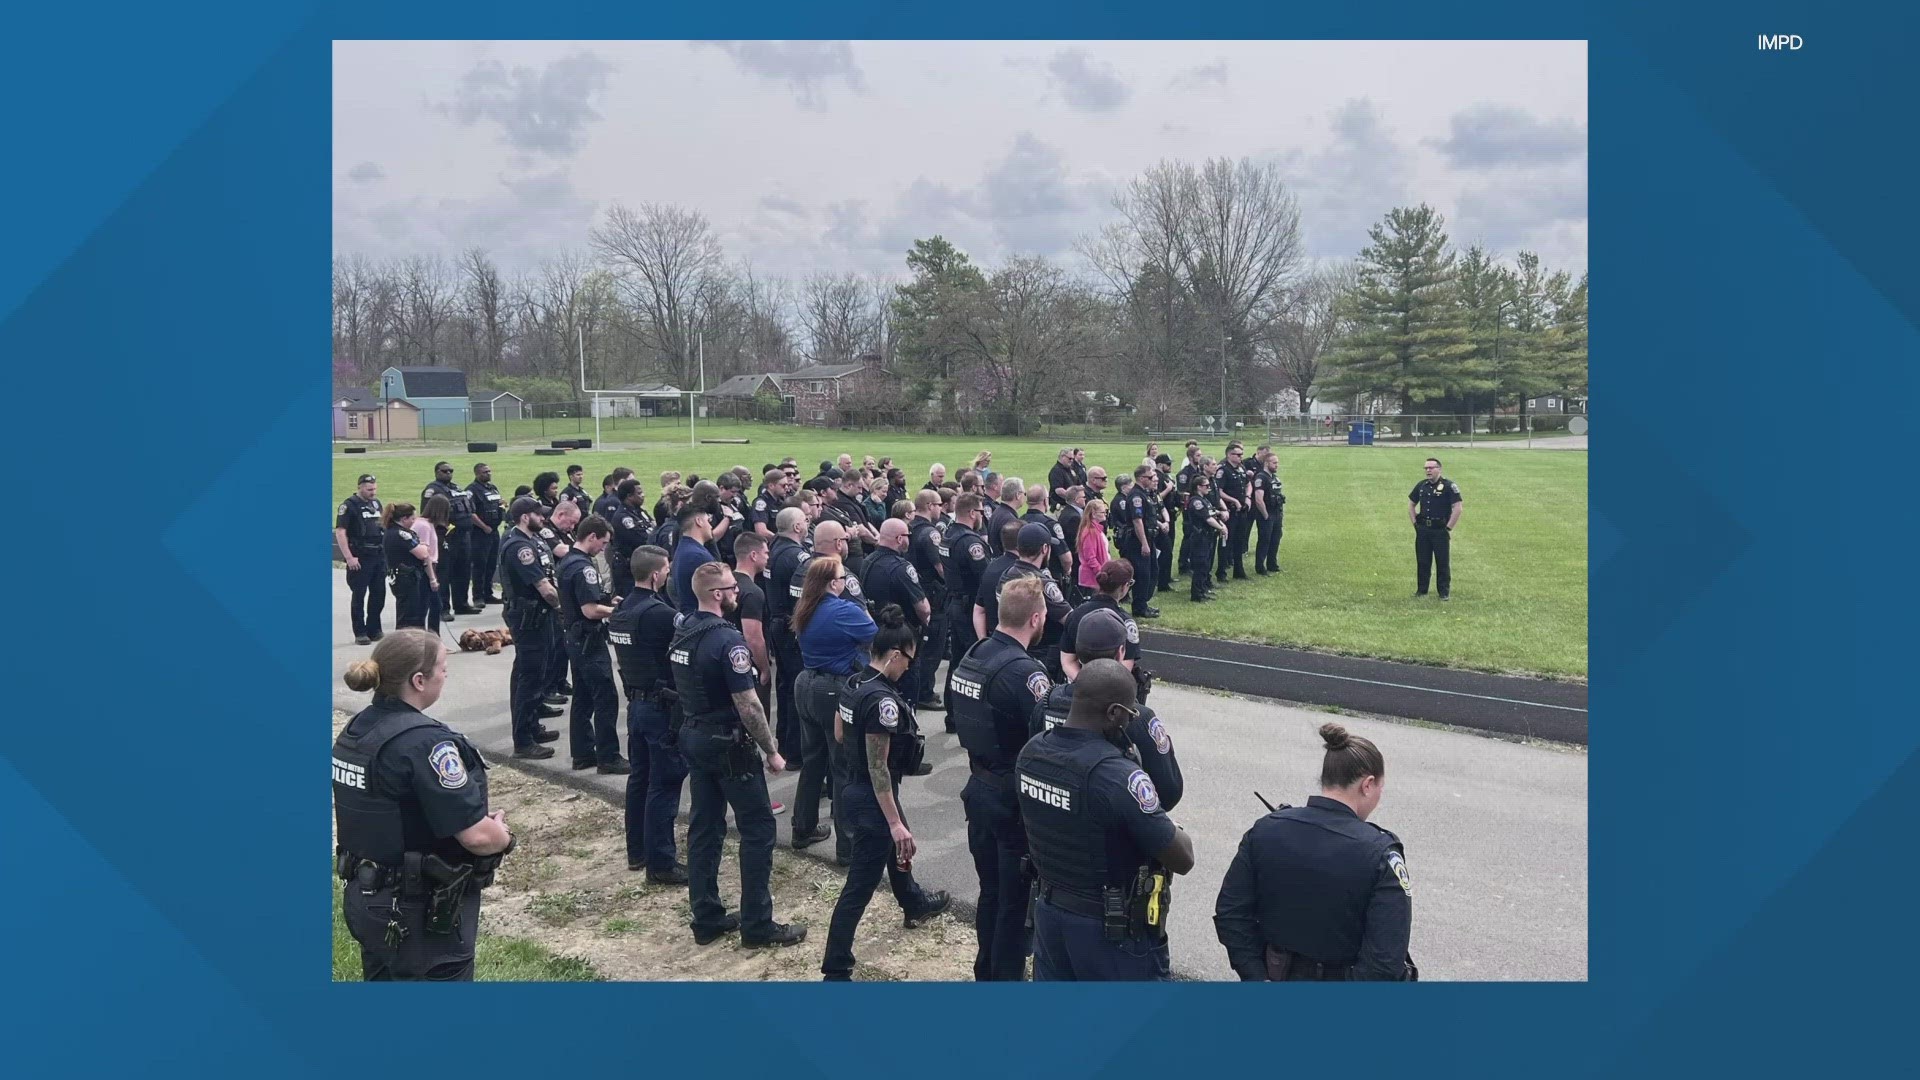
[{"xmin": 333, "ymin": 40, "xmax": 1587, "ymax": 283}]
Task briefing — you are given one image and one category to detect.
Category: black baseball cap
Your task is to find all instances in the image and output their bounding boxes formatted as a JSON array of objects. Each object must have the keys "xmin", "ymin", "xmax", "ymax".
[
  {"xmin": 508, "ymin": 496, "xmax": 545, "ymax": 520},
  {"xmin": 356, "ymin": 473, "xmax": 376, "ymax": 485}
]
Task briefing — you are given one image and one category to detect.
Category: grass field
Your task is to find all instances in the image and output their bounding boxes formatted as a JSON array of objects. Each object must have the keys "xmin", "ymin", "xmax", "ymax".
[{"xmin": 334, "ymin": 421, "xmax": 1586, "ymax": 677}]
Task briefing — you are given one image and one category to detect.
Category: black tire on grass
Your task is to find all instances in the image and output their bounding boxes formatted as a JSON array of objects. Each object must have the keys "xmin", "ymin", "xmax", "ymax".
[
  {"xmin": 534, "ymin": 447, "xmax": 568, "ymax": 456},
  {"xmin": 467, "ymin": 442, "xmax": 498, "ymax": 453},
  {"xmin": 343, "ymin": 447, "xmax": 366, "ymax": 454}
]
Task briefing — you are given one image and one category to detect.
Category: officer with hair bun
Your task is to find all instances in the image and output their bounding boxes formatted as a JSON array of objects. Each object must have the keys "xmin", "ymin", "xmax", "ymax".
[
  {"xmin": 1212, "ymin": 722, "xmax": 1417, "ymax": 981},
  {"xmin": 820, "ymin": 603, "xmax": 952, "ymax": 980},
  {"xmin": 334, "ymin": 629, "xmax": 513, "ymax": 981},
  {"xmin": 1017, "ymin": 658, "xmax": 1195, "ymax": 981}
]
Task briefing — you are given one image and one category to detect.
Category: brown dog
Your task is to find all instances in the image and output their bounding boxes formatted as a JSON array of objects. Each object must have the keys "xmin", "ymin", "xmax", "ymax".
[{"xmin": 456, "ymin": 627, "xmax": 514, "ymax": 655}]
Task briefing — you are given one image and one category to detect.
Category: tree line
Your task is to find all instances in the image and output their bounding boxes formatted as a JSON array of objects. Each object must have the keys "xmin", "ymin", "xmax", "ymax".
[{"xmin": 334, "ymin": 157, "xmax": 1587, "ymax": 428}]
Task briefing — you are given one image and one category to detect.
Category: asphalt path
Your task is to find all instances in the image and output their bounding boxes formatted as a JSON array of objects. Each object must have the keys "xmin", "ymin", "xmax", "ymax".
[
  {"xmin": 331, "ymin": 579, "xmax": 1587, "ymax": 981},
  {"xmin": 1139, "ymin": 630, "xmax": 1588, "ymax": 744}
]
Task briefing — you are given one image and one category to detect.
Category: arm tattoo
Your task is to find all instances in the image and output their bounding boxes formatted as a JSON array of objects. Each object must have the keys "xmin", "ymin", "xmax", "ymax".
[
  {"xmin": 865, "ymin": 732, "xmax": 893, "ymax": 794},
  {"xmin": 732, "ymin": 689, "xmax": 776, "ymax": 754}
]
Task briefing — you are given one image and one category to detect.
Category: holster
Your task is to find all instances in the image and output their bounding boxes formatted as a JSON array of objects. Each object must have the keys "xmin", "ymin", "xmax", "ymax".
[
  {"xmin": 1021, "ymin": 855, "xmax": 1039, "ymax": 931},
  {"xmin": 1101, "ymin": 885, "xmax": 1129, "ymax": 943},
  {"xmin": 421, "ymin": 854, "xmax": 474, "ymax": 935},
  {"xmin": 723, "ymin": 729, "xmax": 760, "ymax": 779},
  {"xmin": 1263, "ymin": 946, "xmax": 1293, "ymax": 982},
  {"xmin": 1126, "ymin": 864, "xmax": 1171, "ymax": 940}
]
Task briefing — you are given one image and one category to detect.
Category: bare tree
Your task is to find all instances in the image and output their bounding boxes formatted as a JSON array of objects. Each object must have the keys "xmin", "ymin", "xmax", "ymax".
[
  {"xmin": 396, "ymin": 255, "xmax": 457, "ymax": 366},
  {"xmin": 1265, "ymin": 261, "xmax": 1355, "ymax": 413},
  {"xmin": 460, "ymin": 248, "xmax": 509, "ymax": 373},
  {"xmin": 797, "ymin": 272, "xmax": 883, "ymax": 365},
  {"xmin": 589, "ymin": 202, "xmax": 727, "ymax": 389},
  {"xmin": 951, "ymin": 255, "xmax": 1108, "ymax": 431},
  {"xmin": 332, "ymin": 254, "xmax": 380, "ymax": 378}
]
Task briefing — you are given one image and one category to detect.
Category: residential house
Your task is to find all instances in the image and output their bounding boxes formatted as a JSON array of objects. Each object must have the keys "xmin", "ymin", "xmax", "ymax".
[
  {"xmin": 334, "ymin": 389, "xmax": 421, "ymax": 441},
  {"xmin": 703, "ymin": 372, "xmax": 792, "ymax": 420},
  {"xmin": 591, "ymin": 382, "xmax": 683, "ymax": 417},
  {"xmin": 379, "ymin": 366, "xmax": 469, "ymax": 426},
  {"xmin": 785, "ymin": 356, "xmax": 898, "ymax": 427}
]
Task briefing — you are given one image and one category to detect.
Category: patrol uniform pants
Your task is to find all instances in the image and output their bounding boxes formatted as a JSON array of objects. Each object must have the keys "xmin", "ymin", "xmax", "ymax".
[
  {"xmin": 342, "ymin": 883, "xmax": 482, "ymax": 981},
  {"xmin": 1190, "ymin": 532, "xmax": 1216, "ymax": 599},
  {"xmin": 1122, "ymin": 542, "xmax": 1156, "ymax": 616},
  {"xmin": 1228, "ymin": 511, "xmax": 1253, "ymax": 577},
  {"xmin": 625, "ymin": 697, "xmax": 687, "ymax": 872},
  {"xmin": 391, "ymin": 567, "xmax": 426, "ymax": 629},
  {"xmin": 770, "ymin": 621, "xmax": 805, "ymax": 761},
  {"xmin": 1155, "ymin": 530, "xmax": 1174, "ymax": 592},
  {"xmin": 1415, "ymin": 521, "xmax": 1452, "ymax": 596},
  {"xmin": 1255, "ymin": 508, "xmax": 1281, "ymax": 572},
  {"xmin": 681, "ymin": 723, "xmax": 778, "ymax": 940},
  {"xmin": 794, "ymin": 668, "xmax": 852, "ymax": 861},
  {"xmin": 506, "ymin": 605, "xmax": 554, "ymax": 748},
  {"xmin": 346, "ymin": 551, "xmax": 386, "ymax": 637},
  {"xmin": 961, "ymin": 772, "xmax": 1031, "ymax": 981},
  {"xmin": 942, "ymin": 599, "xmax": 977, "ymax": 727},
  {"xmin": 441, "ymin": 528, "xmax": 472, "ymax": 609},
  {"xmin": 565, "ymin": 626, "xmax": 621, "ymax": 764},
  {"xmin": 1032, "ymin": 901, "xmax": 1170, "ymax": 982},
  {"xmin": 821, "ymin": 779, "xmax": 936, "ymax": 980},
  {"xmin": 911, "ymin": 605, "xmax": 946, "ymax": 706},
  {"xmin": 469, "ymin": 528, "xmax": 500, "ymax": 604}
]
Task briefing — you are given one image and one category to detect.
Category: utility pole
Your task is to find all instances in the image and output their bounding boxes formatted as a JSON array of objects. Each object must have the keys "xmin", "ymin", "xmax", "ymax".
[{"xmin": 578, "ymin": 326, "xmax": 600, "ymax": 449}]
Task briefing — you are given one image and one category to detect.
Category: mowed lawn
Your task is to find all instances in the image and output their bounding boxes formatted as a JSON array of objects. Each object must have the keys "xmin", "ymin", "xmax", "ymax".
[{"xmin": 334, "ymin": 422, "xmax": 1586, "ymax": 677}]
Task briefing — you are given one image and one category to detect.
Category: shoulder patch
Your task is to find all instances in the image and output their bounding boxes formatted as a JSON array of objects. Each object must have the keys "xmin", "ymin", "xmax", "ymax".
[
  {"xmin": 1124, "ymin": 618, "xmax": 1140, "ymax": 644},
  {"xmin": 584, "ymin": 566, "xmax": 600, "ymax": 585},
  {"xmin": 1387, "ymin": 850, "xmax": 1413, "ymax": 896},
  {"xmin": 428, "ymin": 741, "xmax": 468, "ymax": 789},
  {"xmin": 727, "ymin": 643, "xmax": 754, "ymax": 674},
  {"xmin": 340, "ymin": 502, "xmax": 351, "ymax": 514},
  {"xmin": 518, "ymin": 547, "xmax": 535, "ymax": 565},
  {"xmin": 905, "ymin": 564, "xmax": 920, "ymax": 584},
  {"xmin": 755, "ymin": 499, "xmax": 767, "ymax": 512},
  {"xmin": 672, "ymin": 612, "xmax": 687, "ymax": 629},
  {"xmin": 845, "ymin": 575, "xmax": 863, "ymax": 597},
  {"xmin": 968, "ymin": 542, "xmax": 985, "ymax": 561},
  {"xmin": 1148, "ymin": 715, "xmax": 1170, "ymax": 755},
  {"xmin": 877, "ymin": 696, "xmax": 900, "ymax": 730},
  {"xmin": 622, "ymin": 516, "xmax": 636, "ymax": 530},
  {"xmin": 1126, "ymin": 769, "xmax": 1161, "ymax": 814},
  {"xmin": 1044, "ymin": 580, "xmax": 1064, "ymax": 604},
  {"xmin": 1026, "ymin": 670, "xmax": 1052, "ymax": 701}
]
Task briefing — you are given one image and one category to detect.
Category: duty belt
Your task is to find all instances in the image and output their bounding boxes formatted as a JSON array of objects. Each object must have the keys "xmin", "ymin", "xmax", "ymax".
[
  {"xmin": 1419, "ymin": 517, "xmax": 1448, "ymax": 528},
  {"xmin": 1037, "ymin": 881, "xmax": 1106, "ymax": 919}
]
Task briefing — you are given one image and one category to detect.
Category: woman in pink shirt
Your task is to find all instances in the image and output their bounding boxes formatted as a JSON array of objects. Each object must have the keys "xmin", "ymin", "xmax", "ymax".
[{"xmin": 1078, "ymin": 498, "xmax": 1111, "ymax": 591}]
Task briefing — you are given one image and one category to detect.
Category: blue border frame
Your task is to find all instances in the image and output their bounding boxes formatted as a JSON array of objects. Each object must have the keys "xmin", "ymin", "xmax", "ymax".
[{"xmin": 3, "ymin": 4, "xmax": 1912, "ymax": 1075}]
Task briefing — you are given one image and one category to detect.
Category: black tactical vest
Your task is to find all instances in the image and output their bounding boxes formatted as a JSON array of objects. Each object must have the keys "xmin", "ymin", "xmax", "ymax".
[
  {"xmin": 950, "ymin": 636, "xmax": 1034, "ymax": 768},
  {"xmin": 1018, "ymin": 730, "xmax": 1122, "ymax": 892},
  {"xmin": 1253, "ymin": 803, "xmax": 1400, "ymax": 965},
  {"xmin": 609, "ymin": 591, "xmax": 674, "ymax": 696},
  {"xmin": 668, "ymin": 615, "xmax": 740, "ymax": 726},
  {"xmin": 839, "ymin": 668, "xmax": 923, "ymax": 783},
  {"xmin": 332, "ymin": 700, "xmax": 443, "ymax": 863}
]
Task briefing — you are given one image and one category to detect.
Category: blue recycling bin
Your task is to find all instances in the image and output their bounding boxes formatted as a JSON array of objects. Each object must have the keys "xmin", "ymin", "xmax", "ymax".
[{"xmin": 1348, "ymin": 420, "xmax": 1375, "ymax": 445}]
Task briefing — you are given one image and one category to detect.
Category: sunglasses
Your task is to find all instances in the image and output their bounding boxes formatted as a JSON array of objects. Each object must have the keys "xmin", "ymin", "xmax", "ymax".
[{"xmin": 710, "ymin": 584, "xmax": 740, "ymax": 595}]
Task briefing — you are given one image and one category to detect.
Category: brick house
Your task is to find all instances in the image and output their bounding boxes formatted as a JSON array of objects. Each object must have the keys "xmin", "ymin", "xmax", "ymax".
[{"xmin": 782, "ymin": 355, "xmax": 900, "ymax": 427}]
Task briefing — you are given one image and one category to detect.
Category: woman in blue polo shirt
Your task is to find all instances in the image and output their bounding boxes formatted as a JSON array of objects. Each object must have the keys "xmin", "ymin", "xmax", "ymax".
[{"xmin": 790, "ymin": 555, "xmax": 873, "ymax": 858}]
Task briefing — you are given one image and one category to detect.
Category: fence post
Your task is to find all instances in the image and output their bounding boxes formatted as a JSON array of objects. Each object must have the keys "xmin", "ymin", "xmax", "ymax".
[{"xmin": 1413, "ymin": 414, "xmax": 1420, "ymax": 446}]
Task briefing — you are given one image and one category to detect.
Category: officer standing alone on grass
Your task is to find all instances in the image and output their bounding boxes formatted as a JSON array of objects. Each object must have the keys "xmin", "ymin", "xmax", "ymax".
[
  {"xmin": 673, "ymin": 561, "xmax": 806, "ymax": 949},
  {"xmin": 609, "ymin": 545, "xmax": 689, "ymax": 885},
  {"xmin": 337, "ymin": 474, "xmax": 386, "ymax": 645},
  {"xmin": 950, "ymin": 576, "xmax": 1054, "ymax": 981},
  {"xmin": 466, "ymin": 464, "xmax": 504, "ymax": 605},
  {"xmin": 499, "ymin": 497, "xmax": 562, "ymax": 759},
  {"xmin": 1212, "ymin": 723, "xmax": 1416, "ymax": 981},
  {"xmin": 335, "ymin": 629, "xmax": 514, "ymax": 981},
  {"xmin": 1409, "ymin": 457, "xmax": 1463, "ymax": 600},
  {"xmin": 1018, "ymin": 658, "xmax": 1194, "ymax": 981}
]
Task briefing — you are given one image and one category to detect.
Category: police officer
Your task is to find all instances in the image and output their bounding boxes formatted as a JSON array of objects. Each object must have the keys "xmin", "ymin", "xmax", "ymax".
[
  {"xmin": 862, "ymin": 519, "xmax": 932, "ymax": 690},
  {"xmin": 750, "ymin": 466, "xmax": 786, "ymax": 538},
  {"xmin": 941, "ymin": 493, "xmax": 992, "ymax": 732},
  {"xmin": 1151, "ymin": 458, "xmax": 1177, "ymax": 593},
  {"xmin": 1137, "ymin": 467, "xmax": 1168, "ymax": 614},
  {"xmin": 1038, "ymin": 608, "xmax": 1181, "ymax": 811},
  {"xmin": 1018, "ymin": 658, "xmax": 1194, "ymax": 980},
  {"xmin": 382, "ymin": 502, "xmax": 436, "ymax": 630},
  {"xmin": 466, "ymin": 464, "xmax": 505, "ymax": 606},
  {"xmin": 1184, "ymin": 474, "xmax": 1227, "ymax": 602},
  {"xmin": 1216, "ymin": 443, "xmax": 1251, "ymax": 583},
  {"xmin": 1022, "ymin": 483, "xmax": 1073, "ymax": 589},
  {"xmin": 1056, "ymin": 486, "xmax": 1086, "ymax": 603},
  {"xmin": 950, "ymin": 575, "xmax": 1054, "ymax": 980},
  {"xmin": 594, "ymin": 468, "xmax": 633, "ymax": 524},
  {"xmin": 672, "ymin": 561, "xmax": 806, "ymax": 948},
  {"xmin": 1212, "ymin": 722, "xmax": 1416, "ymax": 981},
  {"xmin": 986, "ymin": 477, "xmax": 1023, "ymax": 557},
  {"xmin": 1173, "ymin": 443, "xmax": 1203, "ymax": 578},
  {"xmin": 1117, "ymin": 467, "xmax": 1160, "ymax": 619},
  {"xmin": 334, "ymin": 630, "xmax": 513, "ymax": 980},
  {"xmin": 766, "ymin": 507, "xmax": 811, "ymax": 763},
  {"xmin": 337, "ymin": 474, "xmax": 386, "ymax": 644},
  {"xmin": 820, "ymin": 605, "xmax": 953, "ymax": 980},
  {"xmin": 671, "ymin": 503, "xmax": 718, "ymax": 614},
  {"xmin": 557, "ymin": 516, "xmax": 628, "ymax": 774},
  {"xmin": 1060, "ymin": 560, "xmax": 1142, "ymax": 683},
  {"xmin": 993, "ymin": 523, "xmax": 1072, "ymax": 680},
  {"xmin": 610, "ymin": 545, "xmax": 689, "ymax": 884},
  {"xmin": 1047, "ymin": 448, "xmax": 1076, "ymax": 511},
  {"xmin": 1251, "ymin": 447, "xmax": 1284, "ymax": 574},
  {"xmin": 499, "ymin": 497, "xmax": 563, "ymax": 758},
  {"xmin": 971, "ymin": 520, "xmax": 1026, "ymax": 646},
  {"xmin": 608, "ymin": 478, "xmax": 653, "ymax": 598},
  {"xmin": 423, "ymin": 462, "xmax": 480, "ymax": 615},
  {"xmin": 905, "ymin": 492, "xmax": 949, "ymax": 708},
  {"xmin": 560, "ymin": 465, "xmax": 594, "ymax": 520},
  {"xmin": 1409, "ymin": 457, "xmax": 1463, "ymax": 600}
]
